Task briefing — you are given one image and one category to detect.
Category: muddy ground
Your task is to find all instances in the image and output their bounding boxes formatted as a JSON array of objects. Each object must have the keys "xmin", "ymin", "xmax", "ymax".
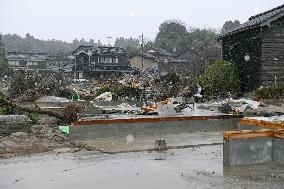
[{"xmin": 0, "ymin": 125, "xmax": 79, "ymax": 159}]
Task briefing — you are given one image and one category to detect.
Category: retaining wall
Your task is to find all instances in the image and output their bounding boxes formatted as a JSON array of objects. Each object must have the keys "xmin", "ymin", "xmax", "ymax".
[
  {"xmin": 0, "ymin": 115, "xmax": 32, "ymax": 136},
  {"xmin": 69, "ymin": 115, "xmax": 242, "ymax": 140},
  {"xmin": 223, "ymin": 130, "xmax": 284, "ymax": 166}
]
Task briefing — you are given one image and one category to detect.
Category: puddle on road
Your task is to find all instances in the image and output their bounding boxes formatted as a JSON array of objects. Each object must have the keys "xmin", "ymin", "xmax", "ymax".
[{"xmin": 1, "ymin": 145, "xmax": 284, "ymax": 189}]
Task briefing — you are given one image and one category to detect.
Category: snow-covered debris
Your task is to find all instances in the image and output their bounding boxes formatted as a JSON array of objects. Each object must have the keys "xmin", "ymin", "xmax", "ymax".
[
  {"xmin": 246, "ymin": 115, "xmax": 284, "ymax": 122},
  {"xmin": 95, "ymin": 92, "xmax": 112, "ymax": 102},
  {"xmin": 157, "ymin": 103, "xmax": 177, "ymax": 116},
  {"xmin": 36, "ymin": 96, "xmax": 70, "ymax": 103},
  {"xmin": 213, "ymin": 98, "xmax": 261, "ymax": 114}
]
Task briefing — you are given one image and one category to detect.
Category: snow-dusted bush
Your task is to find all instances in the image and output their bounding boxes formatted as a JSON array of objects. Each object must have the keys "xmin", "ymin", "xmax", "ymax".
[
  {"xmin": 253, "ymin": 85, "xmax": 284, "ymax": 99},
  {"xmin": 198, "ymin": 60, "xmax": 241, "ymax": 98}
]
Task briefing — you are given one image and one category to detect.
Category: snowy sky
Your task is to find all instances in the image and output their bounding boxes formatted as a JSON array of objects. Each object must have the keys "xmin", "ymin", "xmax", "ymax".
[{"xmin": 0, "ymin": 0, "xmax": 282, "ymax": 44}]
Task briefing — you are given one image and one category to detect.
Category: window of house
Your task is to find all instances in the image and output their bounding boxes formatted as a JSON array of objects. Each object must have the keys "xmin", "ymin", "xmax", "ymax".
[
  {"xmin": 27, "ymin": 61, "xmax": 38, "ymax": 66},
  {"xmin": 8, "ymin": 61, "xmax": 20, "ymax": 66},
  {"xmin": 101, "ymin": 57, "xmax": 112, "ymax": 63}
]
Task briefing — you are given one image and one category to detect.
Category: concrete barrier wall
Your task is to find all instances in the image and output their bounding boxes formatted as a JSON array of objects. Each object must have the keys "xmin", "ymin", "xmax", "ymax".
[
  {"xmin": 0, "ymin": 123, "xmax": 32, "ymax": 136},
  {"xmin": 224, "ymin": 130, "xmax": 284, "ymax": 166},
  {"xmin": 224, "ymin": 138, "xmax": 273, "ymax": 166},
  {"xmin": 272, "ymin": 138, "xmax": 284, "ymax": 165},
  {"xmin": 0, "ymin": 115, "xmax": 32, "ymax": 136},
  {"xmin": 69, "ymin": 117, "xmax": 240, "ymax": 140}
]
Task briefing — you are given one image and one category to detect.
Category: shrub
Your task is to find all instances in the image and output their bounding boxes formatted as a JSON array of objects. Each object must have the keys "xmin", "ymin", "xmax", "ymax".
[
  {"xmin": 197, "ymin": 60, "xmax": 241, "ymax": 98},
  {"xmin": 112, "ymin": 84, "xmax": 142, "ymax": 100},
  {"xmin": 96, "ymin": 83, "xmax": 142, "ymax": 101},
  {"xmin": 63, "ymin": 103, "xmax": 82, "ymax": 123},
  {"xmin": 253, "ymin": 85, "xmax": 284, "ymax": 99},
  {"xmin": 96, "ymin": 86, "xmax": 111, "ymax": 96},
  {"xmin": 151, "ymin": 72, "xmax": 183, "ymax": 98},
  {"xmin": 9, "ymin": 71, "xmax": 72, "ymax": 102},
  {"xmin": 0, "ymin": 91, "xmax": 12, "ymax": 115},
  {"xmin": 27, "ymin": 113, "xmax": 39, "ymax": 124}
]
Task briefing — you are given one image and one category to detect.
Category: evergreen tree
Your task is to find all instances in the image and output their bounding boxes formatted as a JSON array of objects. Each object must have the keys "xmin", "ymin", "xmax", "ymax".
[{"xmin": 0, "ymin": 34, "xmax": 12, "ymax": 77}]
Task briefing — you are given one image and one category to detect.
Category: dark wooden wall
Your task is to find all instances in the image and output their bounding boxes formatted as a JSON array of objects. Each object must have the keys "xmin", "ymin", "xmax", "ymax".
[
  {"xmin": 222, "ymin": 28, "xmax": 262, "ymax": 91},
  {"xmin": 261, "ymin": 17, "xmax": 284, "ymax": 85}
]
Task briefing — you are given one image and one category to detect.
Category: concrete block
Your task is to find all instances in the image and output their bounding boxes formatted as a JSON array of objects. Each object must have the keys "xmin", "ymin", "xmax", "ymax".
[
  {"xmin": 69, "ymin": 117, "xmax": 241, "ymax": 141},
  {"xmin": 238, "ymin": 124, "xmax": 260, "ymax": 130},
  {"xmin": 0, "ymin": 123, "xmax": 32, "ymax": 136},
  {"xmin": 224, "ymin": 138, "xmax": 273, "ymax": 166},
  {"xmin": 177, "ymin": 120, "xmax": 192, "ymax": 131},
  {"xmin": 272, "ymin": 138, "xmax": 284, "ymax": 165}
]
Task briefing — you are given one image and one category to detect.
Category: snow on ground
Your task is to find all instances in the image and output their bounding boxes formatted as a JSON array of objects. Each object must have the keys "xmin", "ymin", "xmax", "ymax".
[
  {"xmin": 213, "ymin": 98, "xmax": 260, "ymax": 110},
  {"xmin": 36, "ymin": 96, "xmax": 70, "ymax": 103},
  {"xmin": 246, "ymin": 115, "xmax": 284, "ymax": 122}
]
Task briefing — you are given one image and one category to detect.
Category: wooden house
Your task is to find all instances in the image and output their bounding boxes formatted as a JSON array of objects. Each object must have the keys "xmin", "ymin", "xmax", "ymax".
[
  {"xmin": 72, "ymin": 45, "xmax": 134, "ymax": 79},
  {"xmin": 130, "ymin": 51, "xmax": 156, "ymax": 71},
  {"xmin": 6, "ymin": 51, "xmax": 48, "ymax": 71},
  {"xmin": 218, "ymin": 4, "xmax": 284, "ymax": 91}
]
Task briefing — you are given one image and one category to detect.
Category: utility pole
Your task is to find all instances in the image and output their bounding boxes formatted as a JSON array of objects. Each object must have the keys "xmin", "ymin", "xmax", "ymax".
[
  {"xmin": 58, "ymin": 55, "xmax": 61, "ymax": 75},
  {"xmin": 140, "ymin": 33, "xmax": 145, "ymax": 102},
  {"xmin": 141, "ymin": 33, "xmax": 144, "ymax": 71},
  {"xmin": 106, "ymin": 36, "xmax": 112, "ymax": 47},
  {"xmin": 74, "ymin": 56, "xmax": 77, "ymax": 79}
]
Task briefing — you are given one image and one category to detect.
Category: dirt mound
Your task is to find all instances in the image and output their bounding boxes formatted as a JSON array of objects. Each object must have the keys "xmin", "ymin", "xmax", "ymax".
[{"xmin": 0, "ymin": 125, "xmax": 76, "ymax": 158}]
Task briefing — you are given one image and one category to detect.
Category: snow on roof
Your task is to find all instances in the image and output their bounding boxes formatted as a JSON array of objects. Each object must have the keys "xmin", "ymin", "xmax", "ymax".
[
  {"xmin": 6, "ymin": 52, "xmax": 48, "ymax": 61},
  {"xmin": 218, "ymin": 4, "xmax": 284, "ymax": 39}
]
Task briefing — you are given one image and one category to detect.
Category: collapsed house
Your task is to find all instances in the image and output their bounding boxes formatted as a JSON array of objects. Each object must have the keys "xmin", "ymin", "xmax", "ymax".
[
  {"xmin": 169, "ymin": 46, "xmax": 221, "ymax": 75},
  {"xmin": 72, "ymin": 45, "xmax": 134, "ymax": 79},
  {"xmin": 130, "ymin": 48, "xmax": 176, "ymax": 73},
  {"xmin": 46, "ymin": 56, "xmax": 74, "ymax": 74},
  {"xmin": 218, "ymin": 4, "xmax": 284, "ymax": 91},
  {"xmin": 130, "ymin": 51, "xmax": 156, "ymax": 71}
]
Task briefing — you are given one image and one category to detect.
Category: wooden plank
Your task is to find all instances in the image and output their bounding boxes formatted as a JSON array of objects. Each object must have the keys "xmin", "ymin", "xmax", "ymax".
[
  {"xmin": 224, "ymin": 129, "xmax": 274, "ymax": 141},
  {"xmin": 224, "ymin": 130, "xmax": 284, "ymax": 140},
  {"xmin": 240, "ymin": 118, "xmax": 284, "ymax": 129}
]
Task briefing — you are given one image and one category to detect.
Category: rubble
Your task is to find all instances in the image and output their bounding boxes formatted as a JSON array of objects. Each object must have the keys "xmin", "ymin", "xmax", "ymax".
[
  {"xmin": 95, "ymin": 92, "xmax": 112, "ymax": 102},
  {"xmin": 245, "ymin": 115, "xmax": 284, "ymax": 122},
  {"xmin": 0, "ymin": 125, "xmax": 77, "ymax": 158}
]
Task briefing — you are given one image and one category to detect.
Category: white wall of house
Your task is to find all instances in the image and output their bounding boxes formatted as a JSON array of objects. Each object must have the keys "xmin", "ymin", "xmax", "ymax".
[
  {"xmin": 8, "ymin": 61, "xmax": 20, "ymax": 66},
  {"xmin": 27, "ymin": 61, "xmax": 38, "ymax": 66}
]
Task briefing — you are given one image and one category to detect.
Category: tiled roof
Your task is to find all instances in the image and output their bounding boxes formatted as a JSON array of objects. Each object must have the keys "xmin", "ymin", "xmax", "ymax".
[
  {"xmin": 6, "ymin": 52, "xmax": 48, "ymax": 61},
  {"xmin": 147, "ymin": 48, "xmax": 175, "ymax": 57},
  {"xmin": 132, "ymin": 51, "xmax": 155, "ymax": 59},
  {"xmin": 218, "ymin": 4, "xmax": 284, "ymax": 39},
  {"xmin": 93, "ymin": 46, "xmax": 126, "ymax": 55},
  {"xmin": 72, "ymin": 45, "xmax": 127, "ymax": 56}
]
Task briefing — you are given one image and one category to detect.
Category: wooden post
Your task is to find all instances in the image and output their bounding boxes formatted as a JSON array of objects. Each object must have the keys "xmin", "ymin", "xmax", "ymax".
[{"xmin": 154, "ymin": 139, "xmax": 167, "ymax": 151}]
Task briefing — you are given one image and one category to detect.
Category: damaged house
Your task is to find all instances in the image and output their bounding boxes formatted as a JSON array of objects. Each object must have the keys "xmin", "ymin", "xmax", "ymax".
[
  {"xmin": 6, "ymin": 52, "xmax": 48, "ymax": 71},
  {"xmin": 130, "ymin": 51, "xmax": 156, "ymax": 71},
  {"xmin": 130, "ymin": 48, "xmax": 176, "ymax": 73},
  {"xmin": 169, "ymin": 46, "xmax": 221, "ymax": 75},
  {"xmin": 72, "ymin": 45, "xmax": 134, "ymax": 79},
  {"xmin": 218, "ymin": 4, "xmax": 284, "ymax": 91}
]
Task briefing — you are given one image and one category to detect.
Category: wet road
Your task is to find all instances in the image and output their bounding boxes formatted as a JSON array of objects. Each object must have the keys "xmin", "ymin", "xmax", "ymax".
[{"xmin": 1, "ymin": 145, "xmax": 284, "ymax": 189}]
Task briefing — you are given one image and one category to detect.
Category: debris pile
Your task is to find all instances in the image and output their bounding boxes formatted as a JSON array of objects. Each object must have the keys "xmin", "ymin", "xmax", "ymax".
[
  {"xmin": 0, "ymin": 125, "xmax": 76, "ymax": 158},
  {"xmin": 95, "ymin": 92, "xmax": 112, "ymax": 102}
]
